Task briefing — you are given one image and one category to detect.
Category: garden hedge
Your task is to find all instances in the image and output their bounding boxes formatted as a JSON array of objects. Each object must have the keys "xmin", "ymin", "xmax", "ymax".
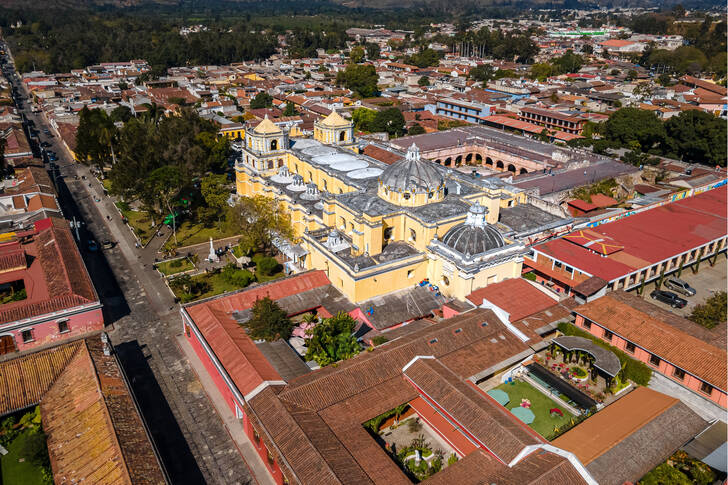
[{"xmin": 557, "ymin": 322, "xmax": 652, "ymax": 386}]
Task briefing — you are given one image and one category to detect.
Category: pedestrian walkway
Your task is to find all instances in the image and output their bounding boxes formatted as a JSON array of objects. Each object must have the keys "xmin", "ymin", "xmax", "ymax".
[{"xmin": 177, "ymin": 335, "xmax": 277, "ymax": 485}]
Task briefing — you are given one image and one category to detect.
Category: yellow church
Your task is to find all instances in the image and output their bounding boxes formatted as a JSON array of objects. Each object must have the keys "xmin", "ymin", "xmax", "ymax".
[{"xmin": 235, "ymin": 111, "xmax": 528, "ymax": 303}]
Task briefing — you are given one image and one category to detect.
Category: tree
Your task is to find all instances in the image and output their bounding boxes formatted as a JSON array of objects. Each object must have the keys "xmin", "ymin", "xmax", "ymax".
[
  {"xmin": 530, "ymin": 63, "xmax": 553, "ymax": 82},
  {"xmin": 200, "ymin": 173, "xmax": 230, "ymax": 226},
  {"xmin": 365, "ymin": 42, "xmax": 380, "ymax": 61},
  {"xmin": 371, "ymin": 108, "xmax": 406, "ymax": 137},
  {"xmin": 417, "ymin": 76, "xmax": 430, "ymax": 87},
  {"xmin": 407, "ymin": 48, "xmax": 440, "ymax": 68},
  {"xmin": 582, "ymin": 44, "xmax": 593, "ymax": 55},
  {"xmin": 250, "ymin": 92, "xmax": 273, "ymax": 109},
  {"xmin": 604, "ymin": 107, "xmax": 665, "ymax": 151},
  {"xmin": 145, "ymin": 165, "xmax": 182, "ymax": 245},
  {"xmin": 350, "ymin": 46, "xmax": 365, "ymax": 64},
  {"xmin": 664, "ymin": 110, "xmax": 727, "ymax": 167},
  {"xmin": 352, "ymin": 107, "xmax": 377, "ymax": 131},
  {"xmin": 408, "ymin": 123, "xmax": 425, "ymax": 135},
  {"xmin": 469, "ymin": 64, "xmax": 494, "ymax": 84},
  {"xmin": 110, "ymin": 105, "xmax": 132, "ymax": 123},
  {"xmin": 336, "ymin": 64, "xmax": 379, "ymax": 98},
  {"xmin": 304, "ymin": 312, "xmax": 360, "ymax": 366},
  {"xmin": 657, "ymin": 73, "xmax": 672, "ymax": 86},
  {"xmin": 282, "ymin": 101, "xmax": 297, "ymax": 117},
  {"xmin": 689, "ymin": 291, "xmax": 727, "ymax": 329},
  {"xmin": 246, "ymin": 297, "xmax": 293, "ymax": 341},
  {"xmin": 552, "ymin": 50, "xmax": 584, "ymax": 74},
  {"xmin": 227, "ymin": 195, "xmax": 294, "ymax": 254}
]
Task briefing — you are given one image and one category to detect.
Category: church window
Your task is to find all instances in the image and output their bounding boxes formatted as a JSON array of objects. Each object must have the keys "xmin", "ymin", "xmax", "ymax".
[
  {"xmin": 409, "ymin": 229, "xmax": 416, "ymax": 242},
  {"xmin": 270, "ymin": 139, "xmax": 278, "ymax": 150},
  {"xmin": 339, "ymin": 131, "xmax": 346, "ymax": 142}
]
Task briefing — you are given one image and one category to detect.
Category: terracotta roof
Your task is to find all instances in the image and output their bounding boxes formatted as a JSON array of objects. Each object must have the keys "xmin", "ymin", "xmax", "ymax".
[
  {"xmin": 0, "ymin": 341, "xmax": 82, "ymax": 416},
  {"xmin": 42, "ymin": 343, "xmax": 133, "ymax": 484},
  {"xmin": 403, "ymin": 358, "xmax": 541, "ymax": 463},
  {"xmin": 552, "ymin": 387, "xmax": 707, "ymax": 485},
  {"xmin": 362, "ymin": 144, "xmax": 401, "ymax": 165},
  {"xmin": 0, "ymin": 338, "xmax": 165, "ymax": 483},
  {"xmin": 424, "ymin": 447, "xmax": 588, "ymax": 485},
  {"xmin": 571, "ymin": 276, "xmax": 607, "ymax": 297},
  {"xmin": 466, "ymin": 278, "xmax": 558, "ymax": 322},
  {"xmin": 574, "ymin": 293, "xmax": 727, "ymax": 390}
]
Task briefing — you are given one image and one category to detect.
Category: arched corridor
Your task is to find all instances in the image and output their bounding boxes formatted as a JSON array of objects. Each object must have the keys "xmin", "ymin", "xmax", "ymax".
[
  {"xmin": 496, "ymin": 160, "xmax": 504, "ymax": 170},
  {"xmin": 444, "ymin": 158, "xmax": 452, "ymax": 166},
  {"xmin": 507, "ymin": 164, "xmax": 516, "ymax": 173},
  {"xmin": 519, "ymin": 168, "xmax": 528, "ymax": 175},
  {"xmin": 486, "ymin": 157, "xmax": 493, "ymax": 166}
]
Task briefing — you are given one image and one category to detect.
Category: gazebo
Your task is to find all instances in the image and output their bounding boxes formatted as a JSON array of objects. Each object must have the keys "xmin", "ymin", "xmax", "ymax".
[{"xmin": 551, "ymin": 336, "xmax": 621, "ymax": 387}]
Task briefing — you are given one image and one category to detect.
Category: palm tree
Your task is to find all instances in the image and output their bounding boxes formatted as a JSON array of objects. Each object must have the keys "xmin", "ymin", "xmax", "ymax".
[
  {"xmin": 98, "ymin": 124, "xmax": 117, "ymax": 167},
  {"xmin": 142, "ymin": 102, "xmax": 164, "ymax": 126},
  {"xmin": 393, "ymin": 403, "xmax": 408, "ymax": 425}
]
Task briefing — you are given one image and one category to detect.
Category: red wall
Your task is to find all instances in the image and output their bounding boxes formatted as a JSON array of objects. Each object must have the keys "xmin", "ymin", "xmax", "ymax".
[
  {"xmin": 184, "ymin": 322, "xmax": 285, "ymax": 485},
  {"xmin": 3, "ymin": 307, "xmax": 104, "ymax": 353},
  {"xmin": 573, "ymin": 315, "xmax": 727, "ymax": 409}
]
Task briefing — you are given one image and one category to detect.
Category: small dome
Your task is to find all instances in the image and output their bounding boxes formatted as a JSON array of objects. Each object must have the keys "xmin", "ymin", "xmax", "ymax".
[
  {"xmin": 379, "ymin": 143, "xmax": 443, "ymax": 194},
  {"xmin": 441, "ymin": 203, "xmax": 505, "ymax": 255},
  {"xmin": 253, "ymin": 115, "xmax": 282, "ymax": 135},
  {"xmin": 318, "ymin": 109, "xmax": 351, "ymax": 127}
]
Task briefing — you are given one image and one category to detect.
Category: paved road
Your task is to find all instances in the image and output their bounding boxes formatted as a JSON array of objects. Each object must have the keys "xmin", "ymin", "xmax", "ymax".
[{"xmin": 1, "ymin": 48, "xmax": 254, "ymax": 485}]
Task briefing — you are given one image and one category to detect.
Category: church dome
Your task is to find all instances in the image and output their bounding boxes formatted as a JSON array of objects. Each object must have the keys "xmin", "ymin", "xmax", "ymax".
[
  {"xmin": 379, "ymin": 143, "xmax": 444, "ymax": 194},
  {"xmin": 441, "ymin": 203, "xmax": 505, "ymax": 255}
]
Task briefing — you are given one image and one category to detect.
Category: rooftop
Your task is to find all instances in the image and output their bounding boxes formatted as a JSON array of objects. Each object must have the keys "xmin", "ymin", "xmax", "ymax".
[
  {"xmin": 552, "ymin": 387, "xmax": 707, "ymax": 485},
  {"xmin": 466, "ymin": 278, "xmax": 557, "ymax": 322},
  {"xmin": 534, "ymin": 186, "xmax": 728, "ymax": 282},
  {"xmin": 574, "ymin": 292, "xmax": 727, "ymax": 391}
]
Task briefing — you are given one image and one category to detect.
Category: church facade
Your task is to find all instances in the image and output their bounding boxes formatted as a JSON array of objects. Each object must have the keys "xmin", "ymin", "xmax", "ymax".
[{"xmin": 235, "ymin": 111, "xmax": 528, "ymax": 302}]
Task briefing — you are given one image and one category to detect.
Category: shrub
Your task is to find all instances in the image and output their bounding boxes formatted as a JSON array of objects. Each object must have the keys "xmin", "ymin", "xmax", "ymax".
[
  {"xmin": 557, "ymin": 322, "xmax": 652, "ymax": 386},
  {"xmin": 689, "ymin": 291, "xmax": 727, "ymax": 329},
  {"xmin": 447, "ymin": 453, "xmax": 459, "ymax": 465},
  {"xmin": 220, "ymin": 263, "xmax": 254, "ymax": 287},
  {"xmin": 371, "ymin": 336, "xmax": 389, "ymax": 346},
  {"xmin": 19, "ymin": 430, "xmax": 50, "ymax": 468},
  {"xmin": 256, "ymin": 256, "xmax": 280, "ymax": 276}
]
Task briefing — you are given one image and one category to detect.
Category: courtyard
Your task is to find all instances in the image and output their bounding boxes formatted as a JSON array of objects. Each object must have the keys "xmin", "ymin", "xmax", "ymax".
[{"xmin": 491, "ymin": 380, "xmax": 576, "ymax": 441}]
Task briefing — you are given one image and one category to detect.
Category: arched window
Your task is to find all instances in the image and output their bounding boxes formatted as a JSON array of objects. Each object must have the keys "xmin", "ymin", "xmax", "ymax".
[
  {"xmin": 485, "ymin": 157, "xmax": 493, "ymax": 166},
  {"xmin": 442, "ymin": 276, "xmax": 450, "ymax": 286},
  {"xmin": 409, "ymin": 229, "xmax": 417, "ymax": 242},
  {"xmin": 270, "ymin": 139, "xmax": 278, "ymax": 150},
  {"xmin": 435, "ymin": 159, "xmax": 442, "ymax": 164},
  {"xmin": 496, "ymin": 160, "xmax": 504, "ymax": 170},
  {"xmin": 519, "ymin": 168, "xmax": 528, "ymax": 175},
  {"xmin": 267, "ymin": 160, "xmax": 273, "ymax": 169},
  {"xmin": 339, "ymin": 131, "xmax": 346, "ymax": 142},
  {"xmin": 444, "ymin": 158, "xmax": 452, "ymax": 166},
  {"xmin": 278, "ymin": 159, "xmax": 284, "ymax": 167},
  {"xmin": 455, "ymin": 155, "xmax": 462, "ymax": 166},
  {"xmin": 507, "ymin": 164, "xmax": 516, "ymax": 173}
]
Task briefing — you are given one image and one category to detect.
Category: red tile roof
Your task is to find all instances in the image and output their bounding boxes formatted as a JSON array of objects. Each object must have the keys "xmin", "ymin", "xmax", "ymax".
[
  {"xmin": 574, "ymin": 294, "xmax": 727, "ymax": 390},
  {"xmin": 466, "ymin": 278, "xmax": 558, "ymax": 322},
  {"xmin": 0, "ymin": 217, "xmax": 98, "ymax": 325}
]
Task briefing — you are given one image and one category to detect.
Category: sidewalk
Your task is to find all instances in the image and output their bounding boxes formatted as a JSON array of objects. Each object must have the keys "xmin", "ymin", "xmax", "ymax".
[{"xmin": 176, "ymin": 335, "xmax": 277, "ymax": 485}]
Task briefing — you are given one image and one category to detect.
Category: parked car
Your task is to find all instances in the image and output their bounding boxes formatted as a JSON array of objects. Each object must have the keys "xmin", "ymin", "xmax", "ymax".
[
  {"xmin": 664, "ymin": 276, "xmax": 696, "ymax": 296},
  {"xmin": 650, "ymin": 290, "xmax": 687, "ymax": 308},
  {"xmin": 101, "ymin": 240, "xmax": 115, "ymax": 249},
  {"xmin": 87, "ymin": 239, "xmax": 99, "ymax": 252}
]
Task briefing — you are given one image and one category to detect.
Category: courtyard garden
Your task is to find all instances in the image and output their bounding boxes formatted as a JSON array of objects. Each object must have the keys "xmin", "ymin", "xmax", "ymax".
[
  {"xmin": 161, "ymin": 219, "xmax": 241, "ymax": 251},
  {"xmin": 492, "ymin": 380, "xmax": 576, "ymax": 440},
  {"xmin": 156, "ymin": 256, "xmax": 196, "ymax": 276},
  {"xmin": 169, "ymin": 264, "xmax": 255, "ymax": 303},
  {"xmin": 364, "ymin": 405, "xmax": 458, "ymax": 483},
  {"xmin": 0, "ymin": 407, "xmax": 53, "ymax": 485}
]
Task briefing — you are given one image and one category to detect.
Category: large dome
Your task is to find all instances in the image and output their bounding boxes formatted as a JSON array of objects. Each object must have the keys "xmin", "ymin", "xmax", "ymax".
[
  {"xmin": 380, "ymin": 143, "xmax": 443, "ymax": 194},
  {"xmin": 441, "ymin": 203, "xmax": 505, "ymax": 255}
]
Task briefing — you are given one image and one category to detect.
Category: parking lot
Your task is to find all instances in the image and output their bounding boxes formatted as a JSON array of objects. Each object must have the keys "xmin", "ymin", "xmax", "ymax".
[{"xmin": 636, "ymin": 255, "xmax": 727, "ymax": 317}]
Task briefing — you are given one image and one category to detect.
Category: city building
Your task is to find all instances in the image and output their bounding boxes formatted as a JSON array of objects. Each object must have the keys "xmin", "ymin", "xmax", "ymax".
[
  {"xmin": 236, "ymin": 111, "xmax": 533, "ymax": 303},
  {"xmin": 0, "ymin": 336, "xmax": 167, "ymax": 483},
  {"xmin": 435, "ymin": 97, "xmax": 494, "ymax": 124},
  {"xmin": 526, "ymin": 184, "xmax": 727, "ymax": 294},
  {"xmin": 518, "ymin": 106, "xmax": 587, "ymax": 135},
  {"xmin": 552, "ymin": 386, "xmax": 708, "ymax": 485},
  {"xmin": 0, "ymin": 217, "xmax": 103, "ymax": 355},
  {"xmin": 571, "ymin": 292, "xmax": 727, "ymax": 410},
  {"xmin": 182, "ymin": 301, "xmax": 597, "ymax": 485}
]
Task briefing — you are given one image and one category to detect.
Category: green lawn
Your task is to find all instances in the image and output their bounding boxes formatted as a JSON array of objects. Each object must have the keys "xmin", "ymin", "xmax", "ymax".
[
  {"xmin": 494, "ymin": 380, "xmax": 575, "ymax": 441},
  {"xmin": 101, "ymin": 178, "xmax": 113, "ymax": 193},
  {"xmin": 171, "ymin": 272, "xmax": 249, "ymax": 302},
  {"xmin": 157, "ymin": 258, "xmax": 195, "ymax": 276},
  {"xmin": 163, "ymin": 220, "xmax": 241, "ymax": 250},
  {"xmin": 116, "ymin": 203, "xmax": 156, "ymax": 245},
  {"xmin": 1, "ymin": 429, "xmax": 51, "ymax": 485}
]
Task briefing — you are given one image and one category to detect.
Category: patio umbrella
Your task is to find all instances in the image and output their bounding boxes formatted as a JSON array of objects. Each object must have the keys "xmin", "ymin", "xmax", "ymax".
[
  {"xmin": 487, "ymin": 389, "xmax": 510, "ymax": 406},
  {"xmin": 510, "ymin": 407, "xmax": 535, "ymax": 424}
]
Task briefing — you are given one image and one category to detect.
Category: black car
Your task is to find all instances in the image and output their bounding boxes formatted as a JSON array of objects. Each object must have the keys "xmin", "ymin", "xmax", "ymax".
[{"xmin": 650, "ymin": 290, "xmax": 687, "ymax": 308}]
